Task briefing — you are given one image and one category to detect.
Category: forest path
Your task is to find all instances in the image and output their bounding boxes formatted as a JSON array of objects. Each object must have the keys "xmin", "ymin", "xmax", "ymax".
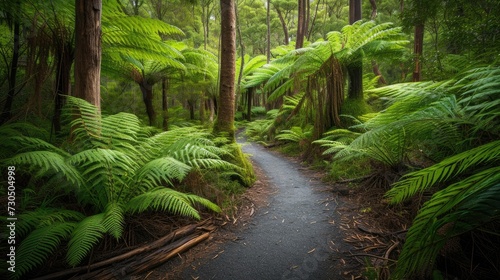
[{"xmin": 177, "ymin": 138, "xmax": 353, "ymax": 280}]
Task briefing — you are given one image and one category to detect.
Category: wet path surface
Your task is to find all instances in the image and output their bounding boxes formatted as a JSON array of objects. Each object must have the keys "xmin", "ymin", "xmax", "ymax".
[{"xmin": 181, "ymin": 140, "xmax": 350, "ymax": 280}]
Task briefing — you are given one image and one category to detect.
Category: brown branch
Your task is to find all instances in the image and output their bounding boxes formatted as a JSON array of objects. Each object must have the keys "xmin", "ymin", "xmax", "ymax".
[{"xmin": 33, "ymin": 220, "xmax": 211, "ymax": 280}]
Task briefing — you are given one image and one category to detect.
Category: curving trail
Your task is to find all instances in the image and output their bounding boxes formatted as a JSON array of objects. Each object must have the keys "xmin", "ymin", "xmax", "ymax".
[{"xmin": 179, "ymin": 139, "xmax": 353, "ymax": 280}]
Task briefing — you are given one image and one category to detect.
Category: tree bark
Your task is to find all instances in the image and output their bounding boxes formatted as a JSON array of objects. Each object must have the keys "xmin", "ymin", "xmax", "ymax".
[
  {"xmin": 214, "ymin": 0, "xmax": 236, "ymax": 140},
  {"xmin": 275, "ymin": 8, "xmax": 289, "ymax": 45},
  {"xmin": 347, "ymin": 0, "xmax": 363, "ymax": 100},
  {"xmin": 266, "ymin": 0, "xmax": 271, "ymax": 62},
  {"xmin": 412, "ymin": 23, "xmax": 424, "ymax": 82},
  {"xmin": 349, "ymin": 0, "xmax": 362, "ymax": 24},
  {"xmin": 369, "ymin": 0, "xmax": 377, "ymax": 19},
  {"xmin": 295, "ymin": 0, "xmax": 307, "ymax": 49},
  {"xmin": 74, "ymin": 0, "xmax": 102, "ymax": 110}
]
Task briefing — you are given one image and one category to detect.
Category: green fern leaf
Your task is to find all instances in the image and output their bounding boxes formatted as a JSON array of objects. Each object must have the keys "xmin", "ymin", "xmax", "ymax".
[
  {"xmin": 67, "ymin": 214, "xmax": 106, "ymax": 267},
  {"xmin": 16, "ymin": 222, "xmax": 76, "ymax": 279},
  {"xmin": 134, "ymin": 157, "xmax": 191, "ymax": 190},
  {"xmin": 5, "ymin": 151, "xmax": 83, "ymax": 187},
  {"xmin": 393, "ymin": 167, "xmax": 500, "ymax": 278},
  {"xmin": 127, "ymin": 188, "xmax": 201, "ymax": 219},
  {"xmin": 102, "ymin": 202, "xmax": 125, "ymax": 240},
  {"xmin": 386, "ymin": 140, "xmax": 500, "ymax": 204}
]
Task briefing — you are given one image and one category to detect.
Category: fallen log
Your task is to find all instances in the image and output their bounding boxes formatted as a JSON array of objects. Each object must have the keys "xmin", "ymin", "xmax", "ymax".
[
  {"xmin": 77, "ymin": 232, "xmax": 211, "ymax": 280},
  {"xmin": 33, "ymin": 219, "xmax": 211, "ymax": 280}
]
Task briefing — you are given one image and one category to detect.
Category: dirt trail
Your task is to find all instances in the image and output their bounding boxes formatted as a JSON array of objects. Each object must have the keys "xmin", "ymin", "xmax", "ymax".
[{"xmin": 176, "ymin": 140, "xmax": 354, "ymax": 280}]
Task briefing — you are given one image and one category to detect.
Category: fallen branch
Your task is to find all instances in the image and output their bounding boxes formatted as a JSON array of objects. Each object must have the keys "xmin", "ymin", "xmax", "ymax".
[
  {"xmin": 33, "ymin": 220, "xmax": 211, "ymax": 280},
  {"xmin": 80, "ymin": 232, "xmax": 211, "ymax": 280}
]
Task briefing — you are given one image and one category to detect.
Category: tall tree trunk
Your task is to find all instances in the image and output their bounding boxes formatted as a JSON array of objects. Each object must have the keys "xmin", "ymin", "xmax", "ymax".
[
  {"xmin": 74, "ymin": 0, "xmax": 102, "ymax": 110},
  {"xmin": 139, "ymin": 81, "xmax": 155, "ymax": 126},
  {"xmin": 412, "ymin": 23, "xmax": 424, "ymax": 82},
  {"xmin": 275, "ymin": 8, "xmax": 289, "ymax": 45},
  {"xmin": 236, "ymin": 3, "xmax": 245, "ymax": 112},
  {"xmin": 368, "ymin": 0, "xmax": 386, "ymax": 85},
  {"xmin": 199, "ymin": 92, "xmax": 206, "ymax": 123},
  {"xmin": 266, "ymin": 0, "xmax": 271, "ymax": 62},
  {"xmin": 214, "ymin": 0, "xmax": 236, "ymax": 140},
  {"xmin": 308, "ymin": 0, "xmax": 322, "ymax": 40},
  {"xmin": 349, "ymin": 0, "xmax": 362, "ymax": 24},
  {"xmin": 53, "ymin": 41, "xmax": 74, "ymax": 133},
  {"xmin": 295, "ymin": 0, "xmax": 306, "ymax": 49},
  {"xmin": 368, "ymin": 0, "xmax": 377, "ymax": 19},
  {"xmin": 0, "ymin": 19, "xmax": 20, "ymax": 124},
  {"xmin": 162, "ymin": 78, "xmax": 169, "ymax": 130},
  {"xmin": 246, "ymin": 87, "xmax": 253, "ymax": 122},
  {"xmin": 347, "ymin": 0, "xmax": 363, "ymax": 100}
]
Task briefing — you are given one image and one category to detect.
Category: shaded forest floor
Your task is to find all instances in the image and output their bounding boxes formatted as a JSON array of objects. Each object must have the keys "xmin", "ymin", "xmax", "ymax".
[
  {"xmin": 29, "ymin": 143, "xmax": 412, "ymax": 280},
  {"xmin": 134, "ymin": 144, "xmax": 413, "ymax": 279}
]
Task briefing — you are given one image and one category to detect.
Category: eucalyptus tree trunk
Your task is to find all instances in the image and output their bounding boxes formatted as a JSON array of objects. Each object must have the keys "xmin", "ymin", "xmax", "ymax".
[
  {"xmin": 295, "ymin": 0, "xmax": 307, "ymax": 49},
  {"xmin": 347, "ymin": 0, "xmax": 363, "ymax": 100},
  {"xmin": 368, "ymin": 0, "xmax": 387, "ymax": 85},
  {"xmin": 74, "ymin": 0, "xmax": 102, "ymax": 110},
  {"xmin": 266, "ymin": 0, "xmax": 271, "ymax": 63},
  {"xmin": 275, "ymin": 7, "xmax": 289, "ymax": 45},
  {"xmin": 412, "ymin": 23, "xmax": 424, "ymax": 81},
  {"xmin": 214, "ymin": 0, "xmax": 236, "ymax": 140}
]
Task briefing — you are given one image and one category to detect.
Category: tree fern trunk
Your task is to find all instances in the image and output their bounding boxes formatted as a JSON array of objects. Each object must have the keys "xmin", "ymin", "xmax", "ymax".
[
  {"xmin": 140, "ymin": 82, "xmax": 155, "ymax": 126},
  {"xmin": 53, "ymin": 42, "xmax": 74, "ymax": 133}
]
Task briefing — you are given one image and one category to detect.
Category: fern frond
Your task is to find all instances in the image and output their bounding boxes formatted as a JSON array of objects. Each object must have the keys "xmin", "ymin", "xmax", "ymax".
[
  {"xmin": 386, "ymin": 140, "xmax": 500, "ymax": 204},
  {"xmin": 66, "ymin": 214, "xmax": 106, "ymax": 267},
  {"xmin": 126, "ymin": 188, "xmax": 202, "ymax": 219},
  {"xmin": 102, "ymin": 202, "xmax": 125, "ymax": 240},
  {"xmin": 393, "ymin": 167, "xmax": 500, "ymax": 278},
  {"xmin": 16, "ymin": 222, "xmax": 76, "ymax": 279},
  {"xmin": 70, "ymin": 148, "xmax": 138, "ymax": 209},
  {"xmin": 276, "ymin": 126, "xmax": 312, "ymax": 143},
  {"xmin": 134, "ymin": 157, "xmax": 191, "ymax": 190},
  {"xmin": 5, "ymin": 136, "xmax": 71, "ymax": 156},
  {"xmin": 16, "ymin": 208, "xmax": 84, "ymax": 238},
  {"xmin": 5, "ymin": 151, "xmax": 83, "ymax": 186}
]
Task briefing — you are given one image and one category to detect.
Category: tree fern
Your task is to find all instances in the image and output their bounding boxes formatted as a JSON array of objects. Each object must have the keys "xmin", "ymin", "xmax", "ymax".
[{"xmin": 4, "ymin": 98, "xmax": 226, "ymax": 277}]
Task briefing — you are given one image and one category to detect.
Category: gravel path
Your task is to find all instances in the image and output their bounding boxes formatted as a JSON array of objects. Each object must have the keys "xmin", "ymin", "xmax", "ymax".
[{"xmin": 181, "ymin": 140, "xmax": 351, "ymax": 280}]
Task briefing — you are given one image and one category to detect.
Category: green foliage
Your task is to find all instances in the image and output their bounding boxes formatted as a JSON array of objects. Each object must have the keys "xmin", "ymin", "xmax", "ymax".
[
  {"xmin": 1, "ymin": 97, "xmax": 232, "ymax": 278},
  {"xmin": 242, "ymin": 21, "xmax": 408, "ymax": 142},
  {"xmin": 360, "ymin": 65, "xmax": 500, "ymax": 278},
  {"xmin": 276, "ymin": 125, "xmax": 313, "ymax": 146}
]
